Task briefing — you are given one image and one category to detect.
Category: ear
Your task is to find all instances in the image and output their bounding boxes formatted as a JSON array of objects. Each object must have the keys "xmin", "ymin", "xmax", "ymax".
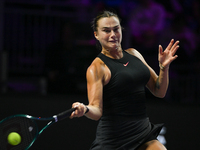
[{"xmin": 94, "ymin": 31, "xmax": 99, "ymax": 40}]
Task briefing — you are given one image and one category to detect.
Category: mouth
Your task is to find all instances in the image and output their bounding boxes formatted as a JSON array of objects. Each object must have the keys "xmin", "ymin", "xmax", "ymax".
[
  {"xmin": 109, "ymin": 40, "xmax": 117, "ymax": 43},
  {"xmin": 109, "ymin": 41, "xmax": 119, "ymax": 49}
]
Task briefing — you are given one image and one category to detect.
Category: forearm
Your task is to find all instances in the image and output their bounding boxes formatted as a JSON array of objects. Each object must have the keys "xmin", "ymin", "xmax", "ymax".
[
  {"xmin": 84, "ymin": 105, "xmax": 102, "ymax": 121},
  {"xmin": 149, "ymin": 39, "xmax": 179, "ymax": 98},
  {"xmin": 155, "ymin": 64, "xmax": 169, "ymax": 98}
]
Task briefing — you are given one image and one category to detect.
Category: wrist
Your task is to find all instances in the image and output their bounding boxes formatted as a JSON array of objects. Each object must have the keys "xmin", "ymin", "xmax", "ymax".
[
  {"xmin": 84, "ymin": 105, "xmax": 89, "ymax": 114},
  {"xmin": 159, "ymin": 62, "xmax": 169, "ymax": 71}
]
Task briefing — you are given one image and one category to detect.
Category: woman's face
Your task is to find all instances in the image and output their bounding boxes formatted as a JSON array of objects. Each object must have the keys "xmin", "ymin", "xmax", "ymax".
[{"xmin": 94, "ymin": 16, "xmax": 122, "ymax": 51}]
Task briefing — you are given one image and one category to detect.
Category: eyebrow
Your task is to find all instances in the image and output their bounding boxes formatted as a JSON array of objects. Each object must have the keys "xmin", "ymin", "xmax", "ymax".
[{"xmin": 102, "ymin": 25, "xmax": 119, "ymax": 29}]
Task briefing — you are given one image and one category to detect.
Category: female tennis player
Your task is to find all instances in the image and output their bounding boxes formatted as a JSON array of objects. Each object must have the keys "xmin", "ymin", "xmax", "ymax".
[{"xmin": 70, "ymin": 10, "xmax": 179, "ymax": 150}]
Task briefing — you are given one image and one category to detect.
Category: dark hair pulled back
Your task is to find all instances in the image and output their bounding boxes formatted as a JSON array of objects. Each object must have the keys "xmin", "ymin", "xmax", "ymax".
[{"xmin": 91, "ymin": 10, "xmax": 121, "ymax": 32}]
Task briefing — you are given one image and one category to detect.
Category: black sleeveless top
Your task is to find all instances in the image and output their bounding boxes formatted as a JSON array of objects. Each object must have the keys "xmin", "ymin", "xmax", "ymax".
[
  {"xmin": 100, "ymin": 50, "xmax": 150, "ymax": 118},
  {"xmin": 90, "ymin": 50, "xmax": 163, "ymax": 150}
]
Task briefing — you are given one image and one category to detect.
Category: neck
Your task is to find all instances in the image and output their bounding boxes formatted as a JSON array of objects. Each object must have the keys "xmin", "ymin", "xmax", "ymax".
[{"xmin": 101, "ymin": 47, "xmax": 123, "ymax": 59}]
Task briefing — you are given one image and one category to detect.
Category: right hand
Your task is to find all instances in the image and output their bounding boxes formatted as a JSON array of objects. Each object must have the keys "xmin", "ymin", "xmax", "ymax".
[{"xmin": 70, "ymin": 102, "xmax": 87, "ymax": 119}]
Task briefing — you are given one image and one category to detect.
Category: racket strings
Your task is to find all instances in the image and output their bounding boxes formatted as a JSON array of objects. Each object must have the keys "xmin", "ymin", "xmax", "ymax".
[{"xmin": 0, "ymin": 116, "xmax": 38, "ymax": 150}]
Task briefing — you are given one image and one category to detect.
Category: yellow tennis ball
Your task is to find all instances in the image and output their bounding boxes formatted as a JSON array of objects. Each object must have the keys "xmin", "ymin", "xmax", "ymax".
[{"xmin": 7, "ymin": 132, "xmax": 21, "ymax": 146}]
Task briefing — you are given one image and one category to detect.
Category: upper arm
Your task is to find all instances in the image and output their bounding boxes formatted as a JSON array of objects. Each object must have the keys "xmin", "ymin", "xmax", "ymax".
[
  {"xmin": 126, "ymin": 48, "xmax": 158, "ymax": 94},
  {"xmin": 86, "ymin": 59, "xmax": 104, "ymax": 113}
]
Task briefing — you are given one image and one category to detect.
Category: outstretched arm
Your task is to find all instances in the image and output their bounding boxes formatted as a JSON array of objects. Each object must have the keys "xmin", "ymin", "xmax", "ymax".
[
  {"xmin": 147, "ymin": 39, "xmax": 179, "ymax": 97},
  {"xmin": 127, "ymin": 39, "xmax": 179, "ymax": 98},
  {"xmin": 70, "ymin": 59, "xmax": 104, "ymax": 121}
]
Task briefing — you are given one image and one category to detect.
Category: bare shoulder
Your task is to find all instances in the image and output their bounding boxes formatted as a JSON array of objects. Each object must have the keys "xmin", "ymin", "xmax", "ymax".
[
  {"xmin": 125, "ymin": 48, "xmax": 145, "ymax": 62},
  {"xmin": 86, "ymin": 57, "xmax": 105, "ymax": 80},
  {"xmin": 87, "ymin": 57, "xmax": 111, "ymax": 85}
]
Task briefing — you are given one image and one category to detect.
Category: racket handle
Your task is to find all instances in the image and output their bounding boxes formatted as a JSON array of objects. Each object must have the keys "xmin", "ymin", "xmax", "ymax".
[{"xmin": 54, "ymin": 108, "xmax": 76, "ymax": 122}]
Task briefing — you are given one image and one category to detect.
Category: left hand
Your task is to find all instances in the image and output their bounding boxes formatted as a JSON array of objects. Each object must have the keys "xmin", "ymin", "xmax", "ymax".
[{"xmin": 158, "ymin": 39, "xmax": 179, "ymax": 69}]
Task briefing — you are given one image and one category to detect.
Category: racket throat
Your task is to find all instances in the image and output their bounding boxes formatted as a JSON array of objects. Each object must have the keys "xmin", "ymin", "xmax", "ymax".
[{"xmin": 53, "ymin": 115, "xmax": 58, "ymax": 122}]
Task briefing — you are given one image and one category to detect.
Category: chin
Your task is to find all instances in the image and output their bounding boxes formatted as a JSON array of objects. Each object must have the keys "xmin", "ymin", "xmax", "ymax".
[
  {"xmin": 109, "ymin": 47, "xmax": 119, "ymax": 51},
  {"xmin": 110, "ymin": 44, "xmax": 119, "ymax": 49}
]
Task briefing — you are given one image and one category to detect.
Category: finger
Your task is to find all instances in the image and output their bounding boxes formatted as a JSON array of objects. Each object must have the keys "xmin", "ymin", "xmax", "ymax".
[
  {"xmin": 69, "ymin": 111, "xmax": 75, "ymax": 119},
  {"xmin": 75, "ymin": 104, "xmax": 85, "ymax": 117},
  {"xmin": 158, "ymin": 45, "xmax": 163, "ymax": 54},
  {"xmin": 73, "ymin": 102, "xmax": 81, "ymax": 109},
  {"xmin": 72, "ymin": 102, "xmax": 79, "ymax": 108},
  {"xmin": 170, "ymin": 44, "xmax": 179, "ymax": 56},
  {"xmin": 74, "ymin": 104, "xmax": 79, "ymax": 109},
  {"xmin": 171, "ymin": 55, "xmax": 178, "ymax": 62},
  {"xmin": 166, "ymin": 39, "xmax": 174, "ymax": 50},
  {"xmin": 171, "ymin": 40, "xmax": 180, "ymax": 51}
]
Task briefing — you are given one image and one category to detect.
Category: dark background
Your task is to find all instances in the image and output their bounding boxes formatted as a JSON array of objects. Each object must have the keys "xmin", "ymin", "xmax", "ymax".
[
  {"xmin": 0, "ymin": 0, "xmax": 200, "ymax": 149},
  {"xmin": 1, "ymin": 94, "xmax": 200, "ymax": 150}
]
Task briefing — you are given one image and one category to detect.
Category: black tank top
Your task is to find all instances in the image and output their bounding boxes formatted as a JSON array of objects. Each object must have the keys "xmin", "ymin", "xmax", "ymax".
[
  {"xmin": 98, "ymin": 50, "xmax": 150, "ymax": 119},
  {"xmin": 91, "ymin": 51, "xmax": 163, "ymax": 150}
]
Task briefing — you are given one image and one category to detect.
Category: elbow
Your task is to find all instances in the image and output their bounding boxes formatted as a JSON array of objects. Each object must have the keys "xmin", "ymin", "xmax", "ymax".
[
  {"xmin": 155, "ymin": 92, "xmax": 166, "ymax": 98},
  {"xmin": 90, "ymin": 113, "xmax": 102, "ymax": 121},
  {"xmin": 94, "ymin": 110, "xmax": 103, "ymax": 121},
  {"xmin": 94, "ymin": 111, "xmax": 102, "ymax": 121},
  {"xmin": 157, "ymin": 94, "xmax": 165, "ymax": 98},
  {"xmin": 153, "ymin": 89, "xmax": 166, "ymax": 98},
  {"xmin": 94, "ymin": 116, "xmax": 101, "ymax": 121},
  {"xmin": 153, "ymin": 87, "xmax": 167, "ymax": 98}
]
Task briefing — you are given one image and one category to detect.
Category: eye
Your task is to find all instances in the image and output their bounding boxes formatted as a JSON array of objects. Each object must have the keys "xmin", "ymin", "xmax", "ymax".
[
  {"xmin": 104, "ymin": 29, "xmax": 110, "ymax": 33},
  {"xmin": 114, "ymin": 28, "xmax": 119, "ymax": 32}
]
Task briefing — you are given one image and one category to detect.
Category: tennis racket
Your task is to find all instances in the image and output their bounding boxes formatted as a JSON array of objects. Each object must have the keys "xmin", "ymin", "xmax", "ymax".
[{"xmin": 0, "ymin": 108, "xmax": 76, "ymax": 150}]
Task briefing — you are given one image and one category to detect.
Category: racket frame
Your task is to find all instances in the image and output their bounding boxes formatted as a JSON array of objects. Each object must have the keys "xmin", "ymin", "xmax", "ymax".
[{"xmin": 0, "ymin": 108, "xmax": 75, "ymax": 150}]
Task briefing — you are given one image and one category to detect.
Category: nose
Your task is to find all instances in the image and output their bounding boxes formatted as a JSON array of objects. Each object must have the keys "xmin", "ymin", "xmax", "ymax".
[{"xmin": 110, "ymin": 30, "xmax": 116, "ymax": 38}]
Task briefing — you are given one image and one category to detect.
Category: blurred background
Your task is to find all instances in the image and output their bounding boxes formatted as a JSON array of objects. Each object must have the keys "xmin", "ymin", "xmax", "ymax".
[{"xmin": 0, "ymin": 0, "xmax": 200, "ymax": 149}]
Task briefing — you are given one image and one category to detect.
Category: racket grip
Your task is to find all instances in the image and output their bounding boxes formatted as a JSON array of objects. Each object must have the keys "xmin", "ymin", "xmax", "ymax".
[{"xmin": 55, "ymin": 108, "xmax": 76, "ymax": 121}]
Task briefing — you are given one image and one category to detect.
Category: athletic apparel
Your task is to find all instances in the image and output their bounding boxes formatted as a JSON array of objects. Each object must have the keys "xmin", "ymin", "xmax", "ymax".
[{"xmin": 90, "ymin": 50, "xmax": 163, "ymax": 150}]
